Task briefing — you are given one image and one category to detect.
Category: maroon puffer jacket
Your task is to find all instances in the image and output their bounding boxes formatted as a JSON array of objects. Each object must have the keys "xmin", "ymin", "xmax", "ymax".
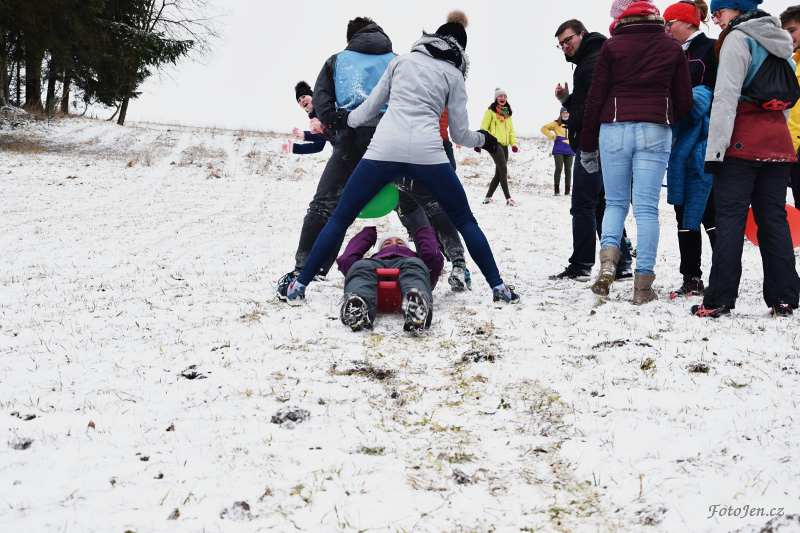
[{"xmin": 580, "ymin": 19, "xmax": 694, "ymax": 153}]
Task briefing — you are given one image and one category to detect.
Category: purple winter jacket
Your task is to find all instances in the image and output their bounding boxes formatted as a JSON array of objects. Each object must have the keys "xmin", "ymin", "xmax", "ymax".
[{"xmin": 336, "ymin": 225, "xmax": 444, "ymax": 289}]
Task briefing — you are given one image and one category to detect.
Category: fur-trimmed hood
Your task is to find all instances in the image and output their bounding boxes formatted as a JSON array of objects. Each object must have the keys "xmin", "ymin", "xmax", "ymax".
[{"xmin": 411, "ymin": 32, "xmax": 470, "ymax": 79}]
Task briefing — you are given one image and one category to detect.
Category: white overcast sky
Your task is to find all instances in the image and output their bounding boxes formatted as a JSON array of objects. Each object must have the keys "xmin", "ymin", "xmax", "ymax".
[{"xmin": 124, "ymin": 0, "xmax": 791, "ymax": 137}]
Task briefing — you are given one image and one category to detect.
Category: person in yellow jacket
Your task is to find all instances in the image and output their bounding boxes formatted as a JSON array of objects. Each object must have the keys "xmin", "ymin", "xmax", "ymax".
[
  {"xmin": 781, "ymin": 5, "xmax": 800, "ymax": 208},
  {"xmin": 480, "ymin": 88, "xmax": 519, "ymax": 206},
  {"xmin": 541, "ymin": 107, "xmax": 576, "ymax": 195}
]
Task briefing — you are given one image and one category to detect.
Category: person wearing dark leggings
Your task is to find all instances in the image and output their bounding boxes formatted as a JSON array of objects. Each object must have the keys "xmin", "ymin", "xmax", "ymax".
[
  {"xmin": 480, "ymin": 89, "xmax": 519, "ymax": 206},
  {"xmin": 282, "ymin": 11, "xmax": 520, "ymax": 316}
]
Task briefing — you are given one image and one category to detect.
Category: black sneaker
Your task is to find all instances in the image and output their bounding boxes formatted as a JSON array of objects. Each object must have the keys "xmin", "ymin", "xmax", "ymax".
[
  {"xmin": 772, "ymin": 303, "xmax": 794, "ymax": 317},
  {"xmin": 670, "ymin": 277, "xmax": 705, "ymax": 299},
  {"xmin": 277, "ymin": 269, "xmax": 300, "ymax": 298},
  {"xmin": 691, "ymin": 304, "xmax": 731, "ymax": 318},
  {"xmin": 448, "ymin": 261, "xmax": 472, "ymax": 291},
  {"xmin": 615, "ymin": 268, "xmax": 633, "ymax": 280},
  {"xmin": 340, "ymin": 294, "xmax": 373, "ymax": 331},
  {"xmin": 402, "ymin": 289, "xmax": 432, "ymax": 331},
  {"xmin": 549, "ymin": 268, "xmax": 590, "ymax": 281}
]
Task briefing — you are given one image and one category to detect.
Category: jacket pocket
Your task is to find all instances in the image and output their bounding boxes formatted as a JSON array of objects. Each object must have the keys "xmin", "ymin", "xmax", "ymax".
[{"xmin": 637, "ymin": 124, "xmax": 672, "ymax": 153}]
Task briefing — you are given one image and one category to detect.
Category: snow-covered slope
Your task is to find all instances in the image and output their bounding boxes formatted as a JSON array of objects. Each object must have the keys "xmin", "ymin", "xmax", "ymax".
[{"xmin": 1, "ymin": 116, "xmax": 799, "ymax": 532}]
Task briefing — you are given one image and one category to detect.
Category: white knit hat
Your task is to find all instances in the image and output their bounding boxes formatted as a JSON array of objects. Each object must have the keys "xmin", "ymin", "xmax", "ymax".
[
  {"xmin": 377, "ymin": 232, "xmax": 409, "ymax": 250},
  {"xmin": 494, "ymin": 87, "xmax": 507, "ymax": 100}
]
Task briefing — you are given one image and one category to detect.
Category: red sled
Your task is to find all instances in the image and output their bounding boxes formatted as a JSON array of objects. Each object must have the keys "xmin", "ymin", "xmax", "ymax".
[{"xmin": 376, "ymin": 268, "xmax": 402, "ymax": 313}]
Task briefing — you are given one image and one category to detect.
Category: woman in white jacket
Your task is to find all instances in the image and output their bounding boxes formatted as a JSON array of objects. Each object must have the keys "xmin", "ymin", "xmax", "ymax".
[{"xmin": 285, "ymin": 11, "xmax": 519, "ymax": 313}]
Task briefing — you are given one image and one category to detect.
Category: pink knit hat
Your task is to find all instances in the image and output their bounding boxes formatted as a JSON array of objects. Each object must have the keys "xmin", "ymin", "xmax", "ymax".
[{"xmin": 610, "ymin": 0, "xmax": 654, "ymax": 18}]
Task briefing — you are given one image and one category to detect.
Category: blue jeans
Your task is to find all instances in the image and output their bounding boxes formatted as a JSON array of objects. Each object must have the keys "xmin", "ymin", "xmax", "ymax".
[
  {"xmin": 568, "ymin": 148, "xmax": 633, "ymax": 275},
  {"xmin": 296, "ymin": 160, "xmax": 503, "ymax": 288},
  {"xmin": 599, "ymin": 122, "xmax": 672, "ymax": 275}
]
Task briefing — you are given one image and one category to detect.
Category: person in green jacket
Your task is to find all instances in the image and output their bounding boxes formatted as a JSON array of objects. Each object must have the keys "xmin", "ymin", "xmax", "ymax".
[
  {"xmin": 480, "ymin": 88, "xmax": 519, "ymax": 206},
  {"xmin": 541, "ymin": 107, "xmax": 576, "ymax": 195}
]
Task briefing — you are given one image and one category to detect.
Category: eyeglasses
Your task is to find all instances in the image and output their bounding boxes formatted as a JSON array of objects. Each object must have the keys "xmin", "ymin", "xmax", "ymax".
[
  {"xmin": 665, "ymin": 20, "xmax": 679, "ymax": 30},
  {"xmin": 711, "ymin": 9, "xmax": 723, "ymax": 20},
  {"xmin": 556, "ymin": 34, "xmax": 579, "ymax": 50}
]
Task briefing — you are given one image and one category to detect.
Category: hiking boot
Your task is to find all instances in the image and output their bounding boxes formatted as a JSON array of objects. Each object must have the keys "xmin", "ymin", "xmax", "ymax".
[
  {"xmin": 772, "ymin": 303, "xmax": 794, "ymax": 317},
  {"xmin": 633, "ymin": 273, "xmax": 657, "ymax": 305},
  {"xmin": 340, "ymin": 293, "xmax": 373, "ymax": 331},
  {"xmin": 591, "ymin": 246, "xmax": 621, "ymax": 296},
  {"xmin": 506, "ymin": 198, "xmax": 518, "ymax": 206},
  {"xmin": 402, "ymin": 289, "xmax": 432, "ymax": 331},
  {"xmin": 493, "ymin": 284, "xmax": 520, "ymax": 303},
  {"xmin": 482, "ymin": 197, "xmax": 495, "ymax": 204},
  {"xmin": 448, "ymin": 261, "xmax": 472, "ymax": 291},
  {"xmin": 549, "ymin": 268, "xmax": 590, "ymax": 281},
  {"xmin": 691, "ymin": 303, "xmax": 731, "ymax": 318},
  {"xmin": 564, "ymin": 185, "xmax": 570, "ymax": 195},
  {"xmin": 670, "ymin": 277, "xmax": 705, "ymax": 299},
  {"xmin": 554, "ymin": 185, "xmax": 560, "ymax": 195}
]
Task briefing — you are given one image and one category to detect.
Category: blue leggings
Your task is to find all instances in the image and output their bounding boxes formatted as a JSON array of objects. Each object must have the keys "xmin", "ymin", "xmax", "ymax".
[{"xmin": 297, "ymin": 160, "xmax": 503, "ymax": 288}]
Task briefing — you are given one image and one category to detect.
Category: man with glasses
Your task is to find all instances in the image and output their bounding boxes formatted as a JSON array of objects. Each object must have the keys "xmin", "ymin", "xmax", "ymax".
[{"xmin": 549, "ymin": 19, "xmax": 633, "ymax": 281}]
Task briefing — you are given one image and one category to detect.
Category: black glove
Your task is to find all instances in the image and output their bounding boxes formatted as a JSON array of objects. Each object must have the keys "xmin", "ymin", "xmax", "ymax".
[
  {"xmin": 704, "ymin": 161, "xmax": 722, "ymax": 176},
  {"xmin": 329, "ymin": 109, "xmax": 351, "ymax": 132},
  {"xmin": 478, "ymin": 129, "xmax": 498, "ymax": 154}
]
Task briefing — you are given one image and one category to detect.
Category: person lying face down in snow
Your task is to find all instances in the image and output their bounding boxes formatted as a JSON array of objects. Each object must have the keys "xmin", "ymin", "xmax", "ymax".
[{"xmin": 336, "ymin": 225, "xmax": 444, "ymax": 332}]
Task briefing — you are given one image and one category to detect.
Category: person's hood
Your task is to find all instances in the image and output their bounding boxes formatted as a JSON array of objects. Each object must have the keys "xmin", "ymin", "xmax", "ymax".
[
  {"xmin": 733, "ymin": 12, "xmax": 793, "ymax": 59},
  {"xmin": 346, "ymin": 24, "xmax": 394, "ymax": 55},
  {"xmin": 411, "ymin": 32, "xmax": 470, "ymax": 78},
  {"xmin": 566, "ymin": 31, "xmax": 607, "ymax": 65}
]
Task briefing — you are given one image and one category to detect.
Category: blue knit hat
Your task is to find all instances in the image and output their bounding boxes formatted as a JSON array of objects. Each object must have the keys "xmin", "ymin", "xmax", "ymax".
[
  {"xmin": 709, "ymin": 0, "xmax": 762, "ymax": 13},
  {"xmin": 560, "ymin": 107, "xmax": 568, "ymax": 113}
]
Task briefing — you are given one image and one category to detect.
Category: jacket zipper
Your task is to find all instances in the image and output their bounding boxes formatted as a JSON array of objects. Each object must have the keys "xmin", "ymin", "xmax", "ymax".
[
  {"xmin": 614, "ymin": 98, "xmax": 617, "ymax": 122},
  {"xmin": 665, "ymin": 97, "xmax": 669, "ymax": 123}
]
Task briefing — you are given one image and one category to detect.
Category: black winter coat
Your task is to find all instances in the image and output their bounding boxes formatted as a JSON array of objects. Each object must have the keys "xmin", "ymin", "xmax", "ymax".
[
  {"xmin": 685, "ymin": 32, "xmax": 718, "ymax": 91},
  {"xmin": 562, "ymin": 32, "xmax": 607, "ymax": 152}
]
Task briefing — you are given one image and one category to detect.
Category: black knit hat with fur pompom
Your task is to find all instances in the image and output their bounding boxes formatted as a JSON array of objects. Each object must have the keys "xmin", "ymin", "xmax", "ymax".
[
  {"xmin": 436, "ymin": 10, "xmax": 469, "ymax": 49},
  {"xmin": 295, "ymin": 81, "xmax": 313, "ymax": 102}
]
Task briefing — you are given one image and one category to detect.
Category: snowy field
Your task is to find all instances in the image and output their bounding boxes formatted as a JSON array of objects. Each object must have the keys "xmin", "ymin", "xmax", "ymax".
[{"xmin": 2, "ymin": 111, "xmax": 800, "ymax": 533}]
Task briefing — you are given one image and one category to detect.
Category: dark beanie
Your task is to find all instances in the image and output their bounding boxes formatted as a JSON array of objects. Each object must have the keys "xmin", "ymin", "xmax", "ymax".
[
  {"xmin": 436, "ymin": 10, "xmax": 468, "ymax": 49},
  {"xmin": 295, "ymin": 81, "xmax": 313, "ymax": 102}
]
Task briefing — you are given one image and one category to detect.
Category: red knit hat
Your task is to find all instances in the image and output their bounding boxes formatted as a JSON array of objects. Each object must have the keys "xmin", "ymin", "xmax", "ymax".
[{"xmin": 663, "ymin": 2, "xmax": 701, "ymax": 26}]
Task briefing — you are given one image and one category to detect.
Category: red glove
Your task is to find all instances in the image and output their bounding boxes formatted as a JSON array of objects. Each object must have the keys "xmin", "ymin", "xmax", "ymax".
[
  {"xmin": 474, "ymin": 147, "xmax": 481, "ymax": 153},
  {"xmin": 512, "ymin": 146, "xmax": 519, "ymax": 153}
]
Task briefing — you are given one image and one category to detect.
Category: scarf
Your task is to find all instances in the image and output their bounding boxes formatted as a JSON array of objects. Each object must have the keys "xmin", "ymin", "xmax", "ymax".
[
  {"xmin": 495, "ymin": 106, "xmax": 510, "ymax": 121},
  {"xmin": 411, "ymin": 32, "xmax": 470, "ymax": 79},
  {"xmin": 714, "ymin": 9, "xmax": 770, "ymax": 60}
]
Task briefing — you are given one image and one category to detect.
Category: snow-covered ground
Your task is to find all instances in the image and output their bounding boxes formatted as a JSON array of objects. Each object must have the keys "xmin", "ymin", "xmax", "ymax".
[{"xmin": 2, "ymin": 113, "xmax": 799, "ymax": 533}]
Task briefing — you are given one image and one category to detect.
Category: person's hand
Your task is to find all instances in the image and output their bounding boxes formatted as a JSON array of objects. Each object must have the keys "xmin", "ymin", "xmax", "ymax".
[
  {"xmin": 555, "ymin": 82, "xmax": 570, "ymax": 103},
  {"xmin": 581, "ymin": 150, "xmax": 600, "ymax": 173},
  {"xmin": 455, "ymin": 144, "xmax": 462, "ymax": 149},
  {"xmin": 512, "ymin": 146, "xmax": 519, "ymax": 153},
  {"xmin": 282, "ymin": 141, "xmax": 294, "ymax": 155},
  {"xmin": 548, "ymin": 153, "xmax": 553, "ymax": 157},
  {"xmin": 292, "ymin": 127, "xmax": 305, "ymax": 141},
  {"xmin": 309, "ymin": 118, "xmax": 324, "ymax": 135},
  {"xmin": 477, "ymin": 129, "xmax": 498, "ymax": 154}
]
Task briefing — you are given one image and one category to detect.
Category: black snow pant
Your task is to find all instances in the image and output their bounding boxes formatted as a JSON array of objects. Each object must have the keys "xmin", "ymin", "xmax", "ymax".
[
  {"xmin": 790, "ymin": 157, "xmax": 800, "ymax": 209},
  {"xmin": 294, "ymin": 128, "xmax": 465, "ymax": 274},
  {"xmin": 674, "ymin": 189, "xmax": 717, "ymax": 282},
  {"xmin": 704, "ymin": 157, "xmax": 799, "ymax": 309},
  {"xmin": 343, "ymin": 257, "xmax": 432, "ymax": 323}
]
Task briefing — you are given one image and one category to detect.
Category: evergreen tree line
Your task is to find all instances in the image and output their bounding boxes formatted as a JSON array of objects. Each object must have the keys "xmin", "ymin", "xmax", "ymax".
[{"xmin": 0, "ymin": 0, "xmax": 217, "ymax": 125}]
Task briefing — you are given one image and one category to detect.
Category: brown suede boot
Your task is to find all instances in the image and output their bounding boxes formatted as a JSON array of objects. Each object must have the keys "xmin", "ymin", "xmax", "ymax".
[
  {"xmin": 565, "ymin": 184, "xmax": 571, "ymax": 195},
  {"xmin": 554, "ymin": 185, "xmax": 560, "ymax": 195},
  {"xmin": 633, "ymin": 273, "xmax": 658, "ymax": 305},
  {"xmin": 591, "ymin": 246, "xmax": 621, "ymax": 296}
]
